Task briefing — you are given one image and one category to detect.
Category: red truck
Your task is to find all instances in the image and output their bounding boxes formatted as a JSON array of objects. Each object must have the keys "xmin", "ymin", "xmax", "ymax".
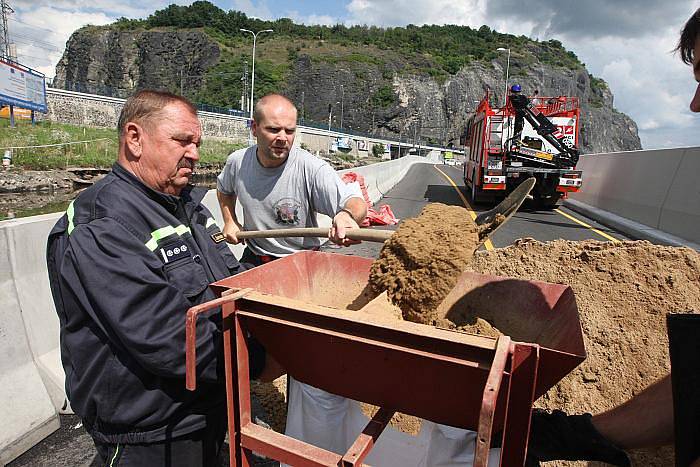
[{"xmin": 462, "ymin": 86, "xmax": 583, "ymax": 208}]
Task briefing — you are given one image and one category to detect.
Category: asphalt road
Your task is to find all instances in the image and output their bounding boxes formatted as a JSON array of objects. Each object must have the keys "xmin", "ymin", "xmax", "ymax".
[
  {"xmin": 9, "ymin": 162, "xmax": 626, "ymax": 467},
  {"xmin": 330, "ymin": 162, "xmax": 626, "ymax": 259}
]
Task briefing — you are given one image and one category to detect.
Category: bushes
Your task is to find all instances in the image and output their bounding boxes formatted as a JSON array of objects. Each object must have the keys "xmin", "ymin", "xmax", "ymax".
[
  {"xmin": 371, "ymin": 86, "xmax": 396, "ymax": 108},
  {"xmin": 372, "ymin": 143, "xmax": 385, "ymax": 157}
]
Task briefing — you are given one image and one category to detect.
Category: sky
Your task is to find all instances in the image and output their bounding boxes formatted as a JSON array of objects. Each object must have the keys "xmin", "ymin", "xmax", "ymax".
[{"xmin": 6, "ymin": 0, "xmax": 699, "ymax": 150}]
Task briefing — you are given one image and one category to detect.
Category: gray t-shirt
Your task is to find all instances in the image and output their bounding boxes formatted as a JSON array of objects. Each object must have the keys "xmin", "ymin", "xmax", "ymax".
[{"xmin": 217, "ymin": 145, "xmax": 357, "ymax": 257}]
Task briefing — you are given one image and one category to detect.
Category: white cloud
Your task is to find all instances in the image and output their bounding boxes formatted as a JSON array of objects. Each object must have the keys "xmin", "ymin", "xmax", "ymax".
[
  {"xmin": 12, "ymin": 0, "xmax": 175, "ymax": 19},
  {"xmin": 11, "ymin": 6, "xmax": 114, "ymax": 78},
  {"xmin": 231, "ymin": 0, "xmax": 274, "ymax": 20},
  {"xmin": 286, "ymin": 12, "xmax": 336, "ymax": 26},
  {"xmin": 563, "ymin": 28, "xmax": 696, "ymax": 149},
  {"xmin": 346, "ymin": 0, "xmax": 488, "ymax": 27}
]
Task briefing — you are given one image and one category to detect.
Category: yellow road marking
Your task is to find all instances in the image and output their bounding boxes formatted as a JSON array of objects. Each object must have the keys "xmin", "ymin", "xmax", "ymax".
[
  {"xmin": 432, "ymin": 165, "xmax": 495, "ymax": 250},
  {"xmin": 555, "ymin": 208, "xmax": 621, "ymax": 243}
]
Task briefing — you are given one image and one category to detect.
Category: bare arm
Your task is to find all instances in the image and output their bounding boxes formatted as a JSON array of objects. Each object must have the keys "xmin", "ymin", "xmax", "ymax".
[
  {"xmin": 527, "ymin": 374, "xmax": 674, "ymax": 466},
  {"xmin": 216, "ymin": 190, "xmax": 243, "ymax": 244},
  {"xmin": 329, "ymin": 197, "xmax": 367, "ymax": 246},
  {"xmin": 593, "ymin": 374, "xmax": 674, "ymax": 449}
]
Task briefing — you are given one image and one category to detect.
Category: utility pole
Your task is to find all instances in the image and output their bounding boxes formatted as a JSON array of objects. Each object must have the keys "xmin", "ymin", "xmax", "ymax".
[
  {"xmin": 300, "ymin": 91, "xmax": 305, "ymax": 122},
  {"xmin": 240, "ymin": 28, "xmax": 273, "ymax": 121},
  {"xmin": 340, "ymin": 84, "xmax": 344, "ymax": 131},
  {"xmin": 1, "ymin": 0, "xmax": 14, "ymax": 59},
  {"xmin": 496, "ymin": 47, "xmax": 511, "ymax": 107},
  {"xmin": 413, "ymin": 120, "xmax": 418, "ymax": 148},
  {"xmin": 242, "ymin": 60, "xmax": 249, "ymax": 112}
]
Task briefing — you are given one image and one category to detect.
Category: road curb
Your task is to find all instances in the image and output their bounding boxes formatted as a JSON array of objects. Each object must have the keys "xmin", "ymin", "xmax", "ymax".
[{"xmin": 563, "ymin": 199, "xmax": 700, "ymax": 252}]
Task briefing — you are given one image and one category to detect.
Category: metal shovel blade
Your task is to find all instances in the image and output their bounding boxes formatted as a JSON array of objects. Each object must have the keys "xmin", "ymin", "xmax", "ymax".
[{"xmin": 474, "ymin": 177, "xmax": 536, "ymax": 243}]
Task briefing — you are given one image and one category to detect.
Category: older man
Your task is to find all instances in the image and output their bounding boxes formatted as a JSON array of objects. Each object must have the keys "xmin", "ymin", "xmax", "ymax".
[
  {"xmin": 526, "ymin": 8, "xmax": 700, "ymax": 467},
  {"xmin": 216, "ymin": 93, "xmax": 366, "ymax": 267},
  {"xmin": 47, "ymin": 90, "xmax": 263, "ymax": 466}
]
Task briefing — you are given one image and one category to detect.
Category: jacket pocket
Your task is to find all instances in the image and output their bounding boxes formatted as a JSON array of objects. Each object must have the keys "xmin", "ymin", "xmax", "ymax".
[
  {"xmin": 163, "ymin": 257, "xmax": 209, "ymax": 298},
  {"xmin": 215, "ymin": 242, "xmax": 244, "ymax": 273}
]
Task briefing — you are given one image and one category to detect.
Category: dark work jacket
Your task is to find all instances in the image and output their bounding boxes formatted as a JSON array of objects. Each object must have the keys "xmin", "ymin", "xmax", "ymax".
[{"xmin": 46, "ymin": 163, "xmax": 245, "ymax": 444}]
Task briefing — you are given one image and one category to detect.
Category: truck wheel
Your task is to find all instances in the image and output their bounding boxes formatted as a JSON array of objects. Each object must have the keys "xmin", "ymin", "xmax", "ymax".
[
  {"xmin": 471, "ymin": 170, "xmax": 484, "ymax": 204},
  {"xmin": 537, "ymin": 196, "xmax": 560, "ymax": 210}
]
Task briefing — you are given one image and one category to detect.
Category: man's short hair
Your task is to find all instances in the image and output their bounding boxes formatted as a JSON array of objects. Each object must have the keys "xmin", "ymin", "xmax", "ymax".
[
  {"xmin": 252, "ymin": 94, "xmax": 296, "ymax": 122},
  {"xmin": 117, "ymin": 90, "xmax": 197, "ymax": 140},
  {"xmin": 677, "ymin": 8, "xmax": 700, "ymax": 65}
]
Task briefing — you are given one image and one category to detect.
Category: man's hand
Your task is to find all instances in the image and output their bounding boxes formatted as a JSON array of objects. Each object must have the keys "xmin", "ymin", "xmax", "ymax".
[
  {"xmin": 330, "ymin": 209, "xmax": 361, "ymax": 246},
  {"xmin": 222, "ymin": 221, "xmax": 243, "ymax": 245}
]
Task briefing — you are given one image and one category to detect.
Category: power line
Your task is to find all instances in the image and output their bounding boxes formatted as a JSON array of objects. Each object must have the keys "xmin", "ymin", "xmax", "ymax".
[
  {"xmin": 17, "ymin": 52, "xmax": 53, "ymax": 62},
  {"xmin": 9, "ymin": 31, "xmax": 61, "ymax": 50},
  {"xmin": 8, "ymin": 17, "xmax": 54, "ymax": 35},
  {"xmin": 10, "ymin": 36, "xmax": 62, "ymax": 52}
]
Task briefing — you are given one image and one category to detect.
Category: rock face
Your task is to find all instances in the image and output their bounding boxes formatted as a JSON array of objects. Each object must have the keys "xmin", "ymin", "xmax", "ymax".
[
  {"xmin": 284, "ymin": 57, "xmax": 640, "ymax": 154},
  {"xmin": 54, "ymin": 28, "xmax": 220, "ymax": 97},
  {"xmin": 54, "ymin": 27, "xmax": 641, "ymax": 154}
]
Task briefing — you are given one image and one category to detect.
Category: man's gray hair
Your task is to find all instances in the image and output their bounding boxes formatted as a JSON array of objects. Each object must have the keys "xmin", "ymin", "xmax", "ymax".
[{"xmin": 117, "ymin": 90, "xmax": 197, "ymax": 140}]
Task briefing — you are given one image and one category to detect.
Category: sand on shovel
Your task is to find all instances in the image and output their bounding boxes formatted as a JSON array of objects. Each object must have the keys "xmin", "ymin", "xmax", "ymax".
[{"xmin": 368, "ymin": 203, "xmax": 482, "ymax": 325}]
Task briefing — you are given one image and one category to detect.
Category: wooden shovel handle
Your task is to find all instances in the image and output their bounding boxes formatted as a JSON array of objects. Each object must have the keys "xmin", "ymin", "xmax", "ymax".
[{"xmin": 236, "ymin": 227, "xmax": 393, "ymax": 243}]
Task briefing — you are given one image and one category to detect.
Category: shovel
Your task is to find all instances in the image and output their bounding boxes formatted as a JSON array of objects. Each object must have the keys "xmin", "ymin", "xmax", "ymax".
[{"xmin": 235, "ymin": 177, "xmax": 536, "ymax": 245}]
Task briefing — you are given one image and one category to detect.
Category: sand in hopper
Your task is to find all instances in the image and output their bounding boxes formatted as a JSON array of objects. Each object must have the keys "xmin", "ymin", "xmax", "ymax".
[{"xmin": 368, "ymin": 203, "xmax": 484, "ymax": 326}]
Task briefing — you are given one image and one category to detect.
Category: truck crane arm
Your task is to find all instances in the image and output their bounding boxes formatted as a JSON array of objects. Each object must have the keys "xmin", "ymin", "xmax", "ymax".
[{"xmin": 509, "ymin": 93, "xmax": 580, "ymax": 167}]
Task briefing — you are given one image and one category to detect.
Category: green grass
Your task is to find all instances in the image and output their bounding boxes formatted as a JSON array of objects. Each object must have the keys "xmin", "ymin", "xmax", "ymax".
[
  {"xmin": 0, "ymin": 119, "xmax": 118, "ymax": 169},
  {"xmin": 0, "ymin": 119, "xmax": 245, "ymax": 170}
]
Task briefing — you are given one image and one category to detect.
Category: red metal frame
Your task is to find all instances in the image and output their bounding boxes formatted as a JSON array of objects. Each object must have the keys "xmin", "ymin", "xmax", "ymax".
[
  {"xmin": 185, "ymin": 251, "xmax": 585, "ymax": 467},
  {"xmin": 188, "ymin": 296, "xmax": 539, "ymax": 467}
]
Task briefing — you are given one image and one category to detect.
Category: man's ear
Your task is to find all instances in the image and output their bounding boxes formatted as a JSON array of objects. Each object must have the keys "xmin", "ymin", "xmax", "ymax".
[
  {"xmin": 124, "ymin": 122, "xmax": 144, "ymax": 159},
  {"xmin": 251, "ymin": 120, "xmax": 258, "ymax": 138}
]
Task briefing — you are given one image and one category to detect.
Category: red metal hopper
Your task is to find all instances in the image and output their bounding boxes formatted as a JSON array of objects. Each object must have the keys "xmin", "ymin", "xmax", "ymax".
[{"xmin": 186, "ymin": 250, "xmax": 586, "ymax": 467}]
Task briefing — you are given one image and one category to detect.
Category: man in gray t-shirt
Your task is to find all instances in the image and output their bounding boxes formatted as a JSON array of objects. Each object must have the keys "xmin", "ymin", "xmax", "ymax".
[{"xmin": 216, "ymin": 93, "xmax": 366, "ymax": 265}]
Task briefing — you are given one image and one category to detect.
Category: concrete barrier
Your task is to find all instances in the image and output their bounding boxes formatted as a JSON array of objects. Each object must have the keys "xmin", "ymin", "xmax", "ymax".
[
  {"xmin": 571, "ymin": 147, "xmax": 700, "ymax": 245},
  {"xmin": 344, "ymin": 155, "xmax": 439, "ymax": 204},
  {"xmin": 0, "ymin": 214, "xmax": 60, "ymax": 465},
  {"xmin": 0, "ymin": 154, "xmax": 433, "ymax": 461},
  {"xmin": 658, "ymin": 146, "xmax": 700, "ymax": 243}
]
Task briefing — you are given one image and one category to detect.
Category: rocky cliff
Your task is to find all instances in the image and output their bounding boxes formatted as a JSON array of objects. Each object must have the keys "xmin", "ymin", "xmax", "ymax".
[
  {"xmin": 54, "ymin": 28, "xmax": 220, "ymax": 97},
  {"xmin": 54, "ymin": 26, "xmax": 641, "ymax": 154}
]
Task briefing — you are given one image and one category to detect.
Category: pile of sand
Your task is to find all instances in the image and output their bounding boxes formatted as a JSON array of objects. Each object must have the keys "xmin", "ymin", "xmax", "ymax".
[
  {"xmin": 469, "ymin": 239, "xmax": 700, "ymax": 466},
  {"xmin": 368, "ymin": 203, "xmax": 480, "ymax": 324}
]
